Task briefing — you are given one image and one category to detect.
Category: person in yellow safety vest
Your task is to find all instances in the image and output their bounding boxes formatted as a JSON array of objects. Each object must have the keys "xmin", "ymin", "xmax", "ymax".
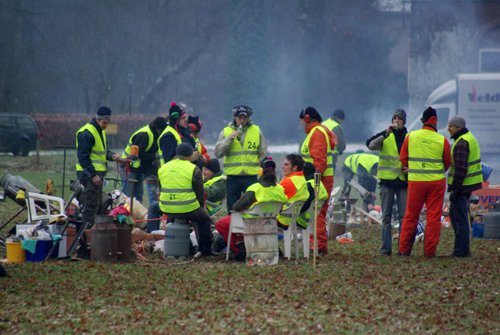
[
  {"xmin": 276, "ymin": 154, "xmax": 310, "ymax": 230},
  {"xmin": 366, "ymin": 108, "xmax": 408, "ymax": 256},
  {"xmin": 296, "ymin": 162, "xmax": 329, "ymax": 229},
  {"xmin": 322, "ymin": 108, "xmax": 346, "ymax": 172},
  {"xmin": 340, "ymin": 152, "xmax": 379, "ymax": 211},
  {"xmin": 146, "ymin": 143, "xmax": 213, "ymax": 256},
  {"xmin": 399, "ymin": 107, "xmax": 451, "ymax": 257},
  {"xmin": 214, "ymin": 105, "xmax": 267, "ymax": 212},
  {"xmin": 299, "ymin": 106, "xmax": 336, "ymax": 256},
  {"xmin": 188, "ymin": 115, "xmax": 211, "ymax": 166},
  {"xmin": 447, "ymin": 116, "xmax": 483, "ymax": 257},
  {"xmin": 158, "ymin": 102, "xmax": 198, "ymax": 166},
  {"xmin": 214, "ymin": 157, "xmax": 286, "ymax": 260},
  {"xmin": 120, "ymin": 117, "xmax": 167, "ymax": 204},
  {"xmin": 202, "ymin": 158, "xmax": 226, "ymax": 215},
  {"xmin": 76, "ymin": 106, "xmax": 122, "ymax": 255}
]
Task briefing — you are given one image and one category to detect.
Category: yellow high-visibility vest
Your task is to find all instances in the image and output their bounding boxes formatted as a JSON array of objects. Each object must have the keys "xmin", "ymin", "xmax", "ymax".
[
  {"xmin": 296, "ymin": 179, "xmax": 328, "ymax": 229},
  {"xmin": 407, "ymin": 129, "xmax": 445, "ymax": 181},
  {"xmin": 121, "ymin": 125, "xmax": 154, "ymax": 168},
  {"xmin": 242, "ymin": 182, "xmax": 286, "ymax": 217},
  {"xmin": 322, "ymin": 118, "xmax": 340, "ymax": 154},
  {"xmin": 448, "ymin": 132, "xmax": 483, "ymax": 186},
  {"xmin": 277, "ymin": 174, "xmax": 310, "ymax": 227},
  {"xmin": 301, "ymin": 125, "xmax": 333, "ymax": 177},
  {"xmin": 222, "ymin": 125, "xmax": 260, "ymax": 175},
  {"xmin": 76, "ymin": 123, "xmax": 107, "ymax": 172},
  {"xmin": 158, "ymin": 126, "xmax": 182, "ymax": 166},
  {"xmin": 194, "ymin": 137, "xmax": 203, "ymax": 154},
  {"xmin": 344, "ymin": 153, "xmax": 378, "ymax": 175},
  {"xmin": 159, "ymin": 159, "xmax": 199, "ymax": 213},
  {"xmin": 377, "ymin": 133, "xmax": 405, "ymax": 181}
]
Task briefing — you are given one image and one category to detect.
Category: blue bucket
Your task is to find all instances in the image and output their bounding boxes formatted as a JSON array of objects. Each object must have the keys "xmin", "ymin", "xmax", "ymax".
[
  {"xmin": 472, "ymin": 222, "xmax": 484, "ymax": 238},
  {"xmin": 25, "ymin": 240, "xmax": 55, "ymax": 262}
]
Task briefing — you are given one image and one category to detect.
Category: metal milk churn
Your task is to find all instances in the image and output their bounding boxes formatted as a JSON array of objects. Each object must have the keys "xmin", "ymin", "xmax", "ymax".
[
  {"xmin": 90, "ymin": 215, "xmax": 132, "ymax": 262},
  {"xmin": 116, "ymin": 223, "xmax": 132, "ymax": 262},
  {"xmin": 164, "ymin": 218, "xmax": 191, "ymax": 258},
  {"xmin": 91, "ymin": 215, "xmax": 118, "ymax": 262}
]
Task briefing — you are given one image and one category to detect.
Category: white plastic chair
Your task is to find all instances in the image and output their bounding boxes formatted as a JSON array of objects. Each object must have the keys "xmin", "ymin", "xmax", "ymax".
[
  {"xmin": 298, "ymin": 199, "xmax": 326, "ymax": 259},
  {"xmin": 280, "ymin": 201, "xmax": 305, "ymax": 259},
  {"xmin": 226, "ymin": 201, "xmax": 283, "ymax": 261},
  {"xmin": 26, "ymin": 192, "xmax": 66, "ymax": 224}
]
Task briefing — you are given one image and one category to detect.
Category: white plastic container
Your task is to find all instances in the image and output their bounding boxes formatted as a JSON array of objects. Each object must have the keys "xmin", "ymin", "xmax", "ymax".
[{"xmin": 336, "ymin": 232, "xmax": 352, "ymax": 241}]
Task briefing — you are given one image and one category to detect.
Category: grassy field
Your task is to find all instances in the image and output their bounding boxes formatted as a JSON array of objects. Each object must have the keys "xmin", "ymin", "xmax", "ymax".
[{"xmin": 1, "ymin": 154, "xmax": 499, "ymax": 334}]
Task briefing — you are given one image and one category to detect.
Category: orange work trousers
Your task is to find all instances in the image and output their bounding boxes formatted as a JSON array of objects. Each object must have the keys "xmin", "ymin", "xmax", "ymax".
[
  {"xmin": 310, "ymin": 176, "xmax": 333, "ymax": 254},
  {"xmin": 399, "ymin": 179, "xmax": 446, "ymax": 257}
]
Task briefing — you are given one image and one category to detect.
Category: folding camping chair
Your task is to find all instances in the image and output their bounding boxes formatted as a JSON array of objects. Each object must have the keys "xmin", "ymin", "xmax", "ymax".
[
  {"xmin": 300, "ymin": 199, "xmax": 326, "ymax": 259},
  {"xmin": 280, "ymin": 201, "xmax": 305, "ymax": 260}
]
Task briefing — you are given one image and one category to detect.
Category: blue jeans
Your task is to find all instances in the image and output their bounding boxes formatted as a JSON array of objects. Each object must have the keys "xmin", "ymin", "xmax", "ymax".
[
  {"xmin": 147, "ymin": 201, "xmax": 162, "ymax": 233},
  {"xmin": 121, "ymin": 171, "xmax": 145, "ymax": 203},
  {"xmin": 380, "ymin": 184, "xmax": 407, "ymax": 255},
  {"xmin": 144, "ymin": 175, "xmax": 159, "ymax": 205},
  {"xmin": 449, "ymin": 192, "xmax": 471, "ymax": 257}
]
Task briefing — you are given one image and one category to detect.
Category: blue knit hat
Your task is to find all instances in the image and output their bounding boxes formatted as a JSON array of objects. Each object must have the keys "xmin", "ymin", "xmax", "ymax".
[{"xmin": 96, "ymin": 106, "xmax": 112, "ymax": 120}]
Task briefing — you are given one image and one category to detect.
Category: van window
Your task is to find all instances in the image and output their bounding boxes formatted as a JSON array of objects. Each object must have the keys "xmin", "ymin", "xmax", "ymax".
[{"xmin": 16, "ymin": 117, "xmax": 36, "ymax": 130}]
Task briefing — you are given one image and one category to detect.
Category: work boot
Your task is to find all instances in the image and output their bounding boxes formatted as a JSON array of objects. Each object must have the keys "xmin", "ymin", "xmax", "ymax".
[
  {"xmin": 211, "ymin": 231, "xmax": 227, "ymax": 255},
  {"xmin": 234, "ymin": 241, "xmax": 246, "ymax": 262},
  {"xmin": 0, "ymin": 264, "xmax": 8, "ymax": 277},
  {"xmin": 193, "ymin": 250, "xmax": 217, "ymax": 259}
]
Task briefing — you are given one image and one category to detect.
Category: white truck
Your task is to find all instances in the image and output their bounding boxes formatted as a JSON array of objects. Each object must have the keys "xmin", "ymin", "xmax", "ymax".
[{"xmin": 407, "ymin": 73, "xmax": 500, "ymax": 156}]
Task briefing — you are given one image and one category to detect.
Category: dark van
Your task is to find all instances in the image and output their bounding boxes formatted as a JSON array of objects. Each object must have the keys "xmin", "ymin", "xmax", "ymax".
[{"xmin": 0, "ymin": 113, "xmax": 40, "ymax": 156}]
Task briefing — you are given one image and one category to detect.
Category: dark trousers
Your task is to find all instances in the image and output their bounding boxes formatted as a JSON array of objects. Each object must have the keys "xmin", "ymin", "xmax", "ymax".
[
  {"xmin": 226, "ymin": 175, "xmax": 257, "ymax": 212},
  {"xmin": 380, "ymin": 185, "xmax": 407, "ymax": 255},
  {"xmin": 449, "ymin": 192, "xmax": 471, "ymax": 257},
  {"xmin": 121, "ymin": 170, "xmax": 145, "ymax": 203},
  {"xmin": 147, "ymin": 202, "xmax": 213, "ymax": 255},
  {"xmin": 78, "ymin": 178, "xmax": 103, "ymax": 228}
]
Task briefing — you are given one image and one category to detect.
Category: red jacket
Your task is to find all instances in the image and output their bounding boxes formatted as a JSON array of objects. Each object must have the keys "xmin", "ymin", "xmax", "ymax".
[
  {"xmin": 200, "ymin": 142, "xmax": 211, "ymax": 162},
  {"xmin": 304, "ymin": 121, "xmax": 337, "ymax": 174}
]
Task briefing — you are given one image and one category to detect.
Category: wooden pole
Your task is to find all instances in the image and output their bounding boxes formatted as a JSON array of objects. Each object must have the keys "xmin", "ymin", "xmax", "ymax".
[{"xmin": 313, "ymin": 171, "xmax": 321, "ymax": 268}]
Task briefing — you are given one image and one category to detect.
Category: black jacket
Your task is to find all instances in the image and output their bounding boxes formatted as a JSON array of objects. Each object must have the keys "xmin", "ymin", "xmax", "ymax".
[
  {"xmin": 159, "ymin": 125, "xmax": 196, "ymax": 165},
  {"xmin": 128, "ymin": 123, "xmax": 160, "ymax": 175},
  {"xmin": 366, "ymin": 127, "xmax": 408, "ymax": 189},
  {"xmin": 76, "ymin": 118, "xmax": 116, "ymax": 181}
]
